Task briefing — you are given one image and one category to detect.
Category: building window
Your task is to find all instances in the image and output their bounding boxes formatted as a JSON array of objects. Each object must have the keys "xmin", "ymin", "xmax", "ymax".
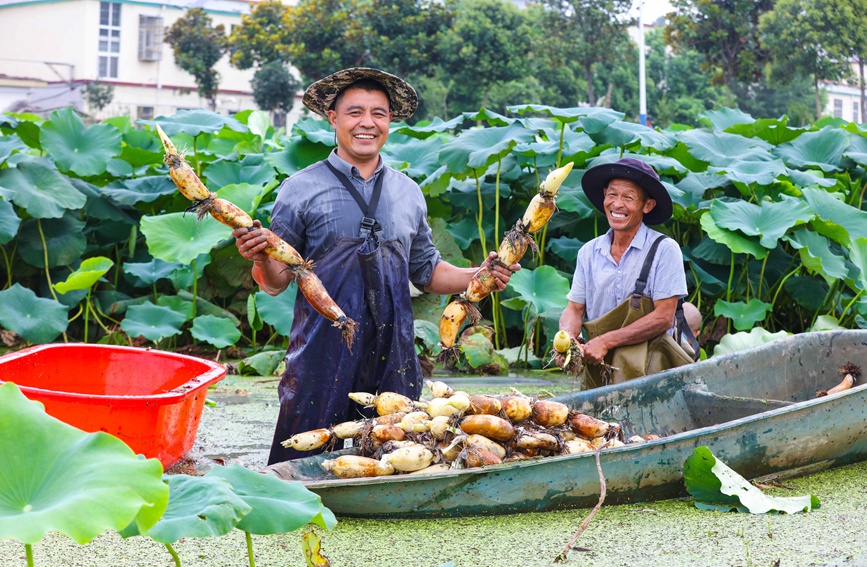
[
  {"xmin": 98, "ymin": 2, "xmax": 121, "ymax": 78},
  {"xmin": 833, "ymin": 98, "xmax": 843, "ymax": 118},
  {"xmin": 137, "ymin": 106, "xmax": 154, "ymax": 121},
  {"xmin": 854, "ymin": 102, "xmax": 860, "ymax": 124},
  {"xmin": 139, "ymin": 15, "xmax": 163, "ymax": 61}
]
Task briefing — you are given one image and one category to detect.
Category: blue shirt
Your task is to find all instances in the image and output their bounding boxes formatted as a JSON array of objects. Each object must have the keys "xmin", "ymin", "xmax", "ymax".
[
  {"xmin": 567, "ymin": 223, "xmax": 687, "ymax": 321},
  {"xmin": 270, "ymin": 150, "xmax": 441, "ymax": 287}
]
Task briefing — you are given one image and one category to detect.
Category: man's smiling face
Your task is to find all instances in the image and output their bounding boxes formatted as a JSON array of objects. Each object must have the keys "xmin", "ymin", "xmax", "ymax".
[
  {"xmin": 603, "ymin": 179, "xmax": 656, "ymax": 234},
  {"xmin": 327, "ymin": 86, "xmax": 392, "ymax": 171}
]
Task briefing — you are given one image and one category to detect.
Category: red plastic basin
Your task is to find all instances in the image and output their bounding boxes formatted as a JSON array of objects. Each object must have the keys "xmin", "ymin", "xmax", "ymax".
[{"xmin": 0, "ymin": 343, "xmax": 226, "ymax": 469}]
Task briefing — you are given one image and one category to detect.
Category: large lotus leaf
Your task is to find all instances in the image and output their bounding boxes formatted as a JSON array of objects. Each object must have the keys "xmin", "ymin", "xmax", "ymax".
[
  {"xmin": 462, "ymin": 107, "xmax": 514, "ymax": 127},
  {"xmin": 293, "ymin": 118, "xmax": 337, "ymax": 145},
  {"xmin": 443, "ymin": 217, "xmax": 482, "ymax": 250},
  {"xmin": 575, "ymin": 108, "xmax": 625, "ymax": 134},
  {"xmin": 382, "ymin": 135, "xmax": 444, "ymax": 180},
  {"xmin": 675, "ymin": 172, "xmax": 729, "ymax": 207},
  {"xmin": 123, "ymin": 258, "xmax": 186, "ymax": 286},
  {"xmin": 10, "ymin": 117, "xmax": 42, "ymax": 150},
  {"xmin": 783, "ymin": 275, "xmax": 828, "ymax": 311},
  {"xmin": 204, "ymin": 155, "xmax": 275, "ymax": 189},
  {"xmin": 555, "ymin": 184, "xmax": 598, "ymax": 218},
  {"xmin": 154, "ymin": 110, "xmax": 246, "ymax": 137},
  {"xmin": 0, "ymin": 198, "xmax": 21, "ymax": 244},
  {"xmin": 548, "ymin": 236, "xmax": 583, "ymax": 267},
  {"xmin": 461, "ymin": 333, "xmax": 497, "ymax": 370},
  {"xmin": 684, "ymin": 446, "xmax": 818, "ymax": 514},
  {"xmin": 801, "ymin": 187, "xmax": 867, "ymax": 245},
  {"xmin": 102, "ymin": 176, "xmax": 178, "ymax": 206},
  {"xmin": 809, "ymin": 314, "xmax": 845, "ymax": 332},
  {"xmin": 710, "ymin": 196, "xmax": 812, "ymax": 250},
  {"xmin": 607, "ymin": 121, "xmax": 677, "ymax": 151},
  {"xmin": 848, "ymin": 237, "xmax": 867, "ymax": 292},
  {"xmin": 155, "ymin": 296, "xmax": 194, "ymax": 321},
  {"xmin": 677, "ymin": 130, "xmax": 773, "ymax": 167},
  {"xmin": 713, "ymin": 299, "xmax": 771, "ymax": 331},
  {"xmin": 438, "ymin": 123, "xmax": 534, "ymax": 173},
  {"xmin": 701, "ymin": 206, "xmax": 768, "ymax": 259},
  {"xmin": 707, "ymin": 159, "xmax": 787, "ymax": 189},
  {"xmin": 142, "ymin": 213, "xmax": 232, "ymax": 264},
  {"xmin": 256, "ymin": 287, "xmax": 296, "ymax": 336},
  {"xmin": 507, "ymin": 104, "xmax": 600, "ymax": 124},
  {"xmin": 53, "ymin": 256, "xmax": 114, "ymax": 294},
  {"xmin": 430, "ymin": 217, "xmax": 471, "ymax": 268},
  {"xmin": 586, "ymin": 121, "xmax": 640, "ymax": 148},
  {"xmin": 238, "ymin": 350, "xmax": 284, "ymax": 376},
  {"xmin": 265, "ymin": 136, "xmax": 333, "ymax": 176},
  {"xmin": 206, "ymin": 463, "xmax": 337, "ymax": 535},
  {"xmin": 0, "ymin": 284, "xmax": 68, "ymax": 343},
  {"xmin": 0, "ymin": 382, "xmax": 169, "ymax": 545},
  {"xmin": 190, "ymin": 314, "xmax": 241, "ymax": 348},
  {"xmin": 698, "ymin": 108, "xmax": 754, "ymax": 131},
  {"xmin": 711, "ymin": 327, "xmax": 790, "ymax": 357},
  {"xmin": 120, "ymin": 302, "xmax": 186, "ymax": 342},
  {"xmin": 39, "ymin": 108, "xmax": 121, "ymax": 176},
  {"xmin": 0, "ymin": 160, "xmax": 86, "ymax": 218},
  {"xmin": 772, "ymin": 128, "xmax": 850, "ymax": 172},
  {"xmin": 176, "ymin": 290, "xmax": 240, "ymax": 325},
  {"xmin": 414, "ymin": 319, "xmax": 441, "ymax": 356},
  {"xmin": 121, "ymin": 474, "xmax": 251, "ymax": 543},
  {"xmin": 500, "ymin": 266, "xmax": 569, "ymax": 316},
  {"xmin": 216, "ymin": 183, "xmax": 265, "ymax": 214},
  {"xmin": 0, "ymin": 133, "xmax": 27, "ymax": 164},
  {"xmin": 785, "ymin": 228, "xmax": 848, "ymax": 283},
  {"xmin": 169, "ymin": 254, "xmax": 213, "ymax": 290},
  {"xmin": 247, "ymin": 293, "xmax": 263, "ymax": 332},
  {"xmin": 585, "ymin": 152, "xmax": 687, "ymax": 178},
  {"xmin": 728, "ymin": 116, "xmax": 802, "ymax": 145},
  {"xmin": 71, "ymin": 178, "xmax": 136, "ymax": 225},
  {"xmin": 392, "ymin": 116, "xmax": 463, "ymax": 139},
  {"xmin": 419, "ymin": 164, "xmax": 459, "ymax": 198},
  {"xmin": 18, "ymin": 215, "xmax": 87, "ymax": 269},
  {"xmin": 784, "ymin": 168, "xmax": 837, "ymax": 189}
]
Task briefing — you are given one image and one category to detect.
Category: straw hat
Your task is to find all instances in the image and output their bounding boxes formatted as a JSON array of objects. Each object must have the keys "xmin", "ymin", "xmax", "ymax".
[{"xmin": 302, "ymin": 67, "xmax": 418, "ymax": 121}]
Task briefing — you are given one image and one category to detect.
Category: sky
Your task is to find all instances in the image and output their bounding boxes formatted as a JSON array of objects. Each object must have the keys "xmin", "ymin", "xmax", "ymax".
[{"xmin": 632, "ymin": 0, "xmax": 675, "ymax": 24}]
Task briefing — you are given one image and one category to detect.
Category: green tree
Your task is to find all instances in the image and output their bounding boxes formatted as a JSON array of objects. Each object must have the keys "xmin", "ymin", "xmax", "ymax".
[
  {"xmin": 165, "ymin": 8, "xmax": 227, "ymax": 111},
  {"xmin": 251, "ymin": 61, "xmax": 301, "ymax": 117},
  {"xmin": 666, "ymin": 0, "xmax": 773, "ymax": 95},
  {"xmin": 438, "ymin": 0, "xmax": 532, "ymax": 111},
  {"xmin": 539, "ymin": 0, "xmax": 632, "ymax": 105},
  {"xmin": 83, "ymin": 81, "xmax": 114, "ymax": 113},
  {"xmin": 759, "ymin": 0, "xmax": 853, "ymax": 119},
  {"xmin": 227, "ymin": 0, "xmax": 293, "ymax": 70}
]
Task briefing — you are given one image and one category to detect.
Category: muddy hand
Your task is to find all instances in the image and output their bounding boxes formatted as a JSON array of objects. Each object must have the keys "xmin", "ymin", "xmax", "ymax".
[
  {"xmin": 233, "ymin": 219, "xmax": 269, "ymax": 263},
  {"xmin": 483, "ymin": 251, "xmax": 520, "ymax": 291},
  {"xmin": 581, "ymin": 337, "xmax": 607, "ymax": 365}
]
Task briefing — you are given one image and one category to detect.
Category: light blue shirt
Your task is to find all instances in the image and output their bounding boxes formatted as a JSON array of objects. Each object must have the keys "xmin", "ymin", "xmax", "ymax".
[
  {"xmin": 567, "ymin": 223, "xmax": 687, "ymax": 321},
  {"xmin": 270, "ymin": 150, "xmax": 441, "ymax": 287}
]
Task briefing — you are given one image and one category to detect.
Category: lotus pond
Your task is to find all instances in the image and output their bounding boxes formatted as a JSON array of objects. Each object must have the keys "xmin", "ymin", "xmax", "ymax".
[{"xmin": 3, "ymin": 371, "xmax": 867, "ymax": 567}]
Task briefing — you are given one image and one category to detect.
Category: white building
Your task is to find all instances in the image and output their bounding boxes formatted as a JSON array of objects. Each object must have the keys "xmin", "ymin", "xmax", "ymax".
[
  {"xmin": 0, "ymin": 0, "xmax": 302, "ymax": 124},
  {"xmin": 823, "ymin": 82, "xmax": 864, "ymax": 124}
]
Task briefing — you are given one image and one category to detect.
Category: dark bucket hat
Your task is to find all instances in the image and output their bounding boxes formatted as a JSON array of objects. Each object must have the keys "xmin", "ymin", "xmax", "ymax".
[
  {"xmin": 581, "ymin": 157, "xmax": 673, "ymax": 225},
  {"xmin": 302, "ymin": 67, "xmax": 419, "ymax": 121}
]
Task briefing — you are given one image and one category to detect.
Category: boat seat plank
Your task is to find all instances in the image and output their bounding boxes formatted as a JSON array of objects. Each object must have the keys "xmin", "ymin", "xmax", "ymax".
[{"xmin": 683, "ymin": 383, "xmax": 792, "ymax": 429}]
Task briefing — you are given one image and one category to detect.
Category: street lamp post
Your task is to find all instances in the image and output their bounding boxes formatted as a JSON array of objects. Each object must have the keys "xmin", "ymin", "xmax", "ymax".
[{"xmin": 638, "ymin": 0, "xmax": 647, "ymax": 126}]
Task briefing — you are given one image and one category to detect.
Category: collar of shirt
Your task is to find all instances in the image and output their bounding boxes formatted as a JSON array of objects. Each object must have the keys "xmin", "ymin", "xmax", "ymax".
[
  {"xmin": 594, "ymin": 223, "xmax": 650, "ymax": 264},
  {"xmin": 326, "ymin": 148, "xmax": 384, "ymax": 182}
]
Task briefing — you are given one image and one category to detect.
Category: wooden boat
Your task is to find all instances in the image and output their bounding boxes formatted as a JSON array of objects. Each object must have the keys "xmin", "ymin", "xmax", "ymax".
[{"xmin": 263, "ymin": 330, "xmax": 867, "ymax": 518}]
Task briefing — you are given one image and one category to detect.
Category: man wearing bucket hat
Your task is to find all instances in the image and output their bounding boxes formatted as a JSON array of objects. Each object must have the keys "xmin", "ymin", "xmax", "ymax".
[
  {"xmin": 558, "ymin": 157, "xmax": 699, "ymax": 388},
  {"xmin": 232, "ymin": 68, "xmax": 518, "ymax": 464}
]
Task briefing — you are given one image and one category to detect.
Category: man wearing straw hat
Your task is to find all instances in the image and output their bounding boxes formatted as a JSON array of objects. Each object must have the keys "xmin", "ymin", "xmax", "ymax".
[
  {"xmin": 558, "ymin": 157, "xmax": 699, "ymax": 388},
  {"xmin": 233, "ymin": 68, "xmax": 518, "ymax": 464}
]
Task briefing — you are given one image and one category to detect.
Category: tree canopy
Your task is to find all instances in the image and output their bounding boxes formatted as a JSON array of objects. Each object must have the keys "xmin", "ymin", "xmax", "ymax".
[{"xmin": 165, "ymin": 8, "xmax": 227, "ymax": 111}]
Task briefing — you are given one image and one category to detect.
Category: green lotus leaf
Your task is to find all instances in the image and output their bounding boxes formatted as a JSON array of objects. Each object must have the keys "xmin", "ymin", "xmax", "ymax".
[
  {"xmin": 677, "ymin": 130, "xmax": 774, "ymax": 167},
  {"xmin": 0, "ymin": 133, "xmax": 27, "ymax": 164},
  {"xmin": 576, "ymin": 108, "xmax": 625, "ymax": 133},
  {"xmin": 727, "ymin": 116, "xmax": 802, "ymax": 145},
  {"xmin": 707, "ymin": 159, "xmax": 787, "ymax": 188},
  {"xmin": 53, "ymin": 256, "xmax": 114, "ymax": 294},
  {"xmin": 586, "ymin": 152, "xmax": 688, "ymax": 177},
  {"xmin": 607, "ymin": 121, "xmax": 678, "ymax": 151},
  {"xmin": 586, "ymin": 121, "xmax": 640, "ymax": 148},
  {"xmin": 430, "ymin": 217, "xmax": 471, "ymax": 268},
  {"xmin": 684, "ymin": 446, "xmax": 818, "ymax": 514},
  {"xmin": 120, "ymin": 302, "xmax": 186, "ymax": 342},
  {"xmin": 848, "ymin": 237, "xmax": 867, "ymax": 292},
  {"xmin": 176, "ymin": 290, "xmax": 240, "ymax": 325},
  {"xmin": 169, "ymin": 254, "xmax": 212, "ymax": 290},
  {"xmin": 701, "ymin": 207, "xmax": 768, "ymax": 259},
  {"xmin": 0, "ymin": 382, "xmax": 169, "ymax": 545},
  {"xmin": 772, "ymin": 127, "xmax": 850, "ymax": 172},
  {"xmin": 0, "ymin": 284, "xmax": 68, "ymax": 343},
  {"xmin": 0, "ymin": 160, "xmax": 86, "ymax": 218},
  {"xmin": 292, "ymin": 118, "xmax": 337, "ymax": 145},
  {"xmin": 39, "ymin": 108, "xmax": 122, "ymax": 176},
  {"xmin": 102, "ymin": 176, "xmax": 178, "ymax": 206},
  {"xmin": 247, "ymin": 293, "xmax": 263, "ymax": 332},
  {"xmin": 461, "ymin": 332, "xmax": 497, "ymax": 370},
  {"xmin": 712, "ymin": 327, "xmax": 790, "ymax": 358},
  {"xmin": 215, "ymin": 183, "xmax": 264, "ymax": 214},
  {"xmin": 141, "ymin": 213, "xmax": 232, "ymax": 264},
  {"xmin": 500, "ymin": 266, "xmax": 570, "ymax": 316},
  {"xmin": 238, "ymin": 350, "xmax": 284, "ymax": 376},
  {"xmin": 710, "ymin": 196, "xmax": 812, "ymax": 249},
  {"xmin": 462, "ymin": 107, "xmax": 514, "ymax": 127},
  {"xmin": 508, "ymin": 104, "xmax": 600, "ymax": 124},
  {"xmin": 190, "ymin": 314, "xmax": 242, "ymax": 349},
  {"xmin": 204, "ymin": 155, "xmax": 275, "ymax": 189},
  {"xmin": 713, "ymin": 298, "xmax": 771, "ymax": 331},
  {"xmin": 548, "ymin": 236, "xmax": 583, "ymax": 268},
  {"xmin": 674, "ymin": 172, "xmax": 729, "ymax": 209},
  {"xmin": 438, "ymin": 123, "xmax": 534, "ymax": 173},
  {"xmin": 785, "ymin": 228, "xmax": 848, "ymax": 283},
  {"xmin": 382, "ymin": 135, "xmax": 445, "ymax": 180},
  {"xmin": 0, "ymin": 198, "xmax": 21, "ymax": 244},
  {"xmin": 121, "ymin": 474, "xmax": 251, "ymax": 543},
  {"xmin": 0, "ymin": 114, "xmax": 19, "ymax": 128},
  {"xmin": 256, "ymin": 287, "xmax": 297, "ymax": 336},
  {"xmin": 9, "ymin": 117, "xmax": 42, "ymax": 150},
  {"xmin": 784, "ymin": 168, "xmax": 837, "ymax": 189},
  {"xmin": 555, "ymin": 184, "xmax": 598, "ymax": 219},
  {"xmin": 783, "ymin": 275, "xmax": 828, "ymax": 311},
  {"xmin": 71, "ymin": 178, "xmax": 137, "ymax": 224},
  {"xmin": 123, "ymin": 258, "xmax": 185, "ymax": 287},
  {"xmin": 265, "ymin": 136, "xmax": 333, "ymax": 176},
  {"xmin": 206, "ymin": 463, "xmax": 337, "ymax": 535},
  {"xmin": 698, "ymin": 108, "xmax": 754, "ymax": 131},
  {"xmin": 153, "ymin": 110, "xmax": 247, "ymax": 137},
  {"xmin": 810, "ymin": 314, "xmax": 845, "ymax": 332},
  {"xmin": 414, "ymin": 318, "xmax": 442, "ymax": 358},
  {"xmin": 18, "ymin": 215, "xmax": 87, "ymax": 269},
  {"xmin": 801, "ymin": 187, "xmax": 867, "ymax": 245},
  {"xmin": 155, "ymin": 295, "xmax": 194, "ymax": 321},
  {"xmin": 392, "ymin": 116, "xmax": 463, "ymax": 138}
]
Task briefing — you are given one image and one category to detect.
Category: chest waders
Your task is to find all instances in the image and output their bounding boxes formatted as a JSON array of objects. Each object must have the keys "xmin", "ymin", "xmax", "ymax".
[{"xmin": 267, "ymin": 164, "xmax": 422, "ymax": 464}]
